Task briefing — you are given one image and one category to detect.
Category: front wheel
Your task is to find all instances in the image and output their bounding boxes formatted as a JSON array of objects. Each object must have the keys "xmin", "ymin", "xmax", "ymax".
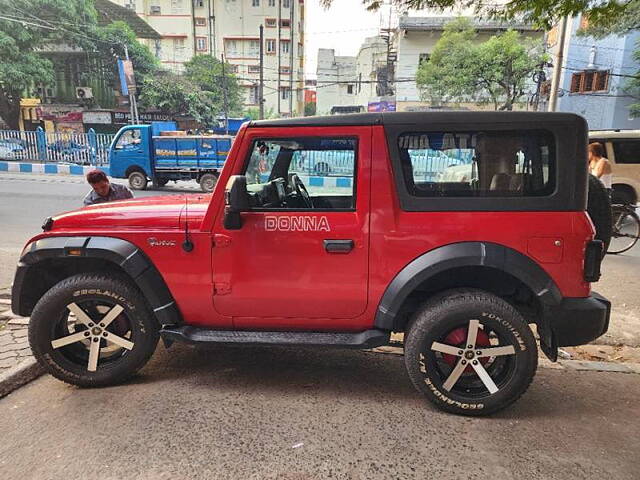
[
  {"xmin": 199, "ymin": 173, "xmax": 218, "ymax": 193},
  {"xmin": 28, "ymin": 274, "xmax": 160, "ymax": 387},
  {"xmin": 404, "ymin": 289, "xmax": 538, "ymax": 416},
  {"xmin": 128, "ymin": 171, "xmax": 148, "ymax": 190},
  {"xmin": 608, "ymin": 206, "xmax": 640, "ymax": 254}
]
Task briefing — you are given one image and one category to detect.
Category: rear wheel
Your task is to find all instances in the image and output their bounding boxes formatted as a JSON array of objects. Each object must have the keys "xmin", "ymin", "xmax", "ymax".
[
  {"xmin": 199, "ymin": 173, "xmax": 218, "ymax": 193},
  {"xmin": 608, "ymin": 206, "xmax": 640, "ymax": 254},
  {"xmin": 128, "ymin": 171, "xmax": 148, "ymax": 190},
  {"xmin": 404, "ymin": 289, "xmax": 538, "ymax": 416},
  {"xmin": 28, "ymin": 274, "xmax": 159, "ymax": 387}
]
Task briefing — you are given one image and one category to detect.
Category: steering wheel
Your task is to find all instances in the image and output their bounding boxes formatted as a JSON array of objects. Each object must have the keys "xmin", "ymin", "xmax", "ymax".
[{"xmin": 291, "ymin": 174, "xmax": 313, "ymax": 208}]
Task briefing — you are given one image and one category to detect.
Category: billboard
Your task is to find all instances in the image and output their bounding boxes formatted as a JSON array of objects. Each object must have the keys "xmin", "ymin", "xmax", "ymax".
[{"xmin": 117, "ymin": 59, "xmax": 136, "ymax": 96}]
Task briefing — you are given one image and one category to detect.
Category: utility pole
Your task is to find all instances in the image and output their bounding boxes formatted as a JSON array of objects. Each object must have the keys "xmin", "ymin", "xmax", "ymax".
[
  {"xmin": 289, "ymin": 0, "xmax": 294, "ymax": 116},
  {"xmin": 549, "ymin": 17, "xmax": 568, "ymax": 112},
  {"xmin": 221, "ymin": 54, "xmax": 229, "ymax": 134},
  {"xmin": 208, "ymin": 0, "xmax": 216, "ymax": 57},
  {"xmin": 277, "ymin": 0, "xmax": 282, "ymax": 115},
  {"xmin": 259, "ymin": 25, "xmax": 265, "ymax": 119}
]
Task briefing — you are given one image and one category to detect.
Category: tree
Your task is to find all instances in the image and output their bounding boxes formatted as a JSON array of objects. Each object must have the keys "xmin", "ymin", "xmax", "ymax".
[
  {"xmin": 243, "ymin": 107, "xmax": 278, "ymax": 120},
  {"xmin": 323, "ymin": 0, "xmax": 632, "ymax": 32},
  {"xmin": 304, "ymin": 101, "xmax": 317, "ymax": 116},
  {"xmin": 184, "ymin": 55, "xmax": 243, "ymax": 116},
  {"xmin": 138, "ymin": 72, "xmax": 218, "ymax": 125},
  {"xmin": 0, "ymin": 0, "xmax": 98, "ymax": 129},
  {"xmin": 416, "ymin": 18, "xmax": 546, "ymax": 110}
]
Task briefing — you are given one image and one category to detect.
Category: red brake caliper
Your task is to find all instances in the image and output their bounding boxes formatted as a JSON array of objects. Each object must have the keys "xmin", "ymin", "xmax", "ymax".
[{"xmin": 442, "ymin": 326, "xmax": 491, "ymax": 373}]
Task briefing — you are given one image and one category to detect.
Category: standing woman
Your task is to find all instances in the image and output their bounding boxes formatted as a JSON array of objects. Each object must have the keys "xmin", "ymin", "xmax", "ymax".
[{"xmin": 588, "ymin": 142, "xmax": 613, "ymax": 195}]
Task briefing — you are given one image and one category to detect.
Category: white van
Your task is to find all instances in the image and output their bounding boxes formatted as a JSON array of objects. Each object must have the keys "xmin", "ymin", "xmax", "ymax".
[{"xmin": 589, "ymin": 130, "xmax": 640, "ymax": 204}]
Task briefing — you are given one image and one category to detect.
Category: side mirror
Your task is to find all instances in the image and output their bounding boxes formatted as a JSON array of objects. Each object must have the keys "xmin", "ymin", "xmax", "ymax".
[{"xmin": 224, "ymin": 175, "xmax": 250, "ymax": 230}]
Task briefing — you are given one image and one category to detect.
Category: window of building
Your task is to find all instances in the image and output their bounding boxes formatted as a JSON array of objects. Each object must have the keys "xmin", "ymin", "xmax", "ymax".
[
  {"xmin": 280, "ymin": 66, "xmax": 291, "ymax": 74},
  {"xmin": 418, "ymin": 53, "xmax": 430, "ymax": 65},
  {"xmin": 281, "ymin": 19, "xmax": 291, "ymax": 28},
  {"xmin": 173, "ymin": 38, "xmax": 186, "ymax": 49},
  {"xmin": 281, "ymin": 40, "xmax": 290, "ymax": 54},
  {"xmin": 225, "ymin": 39, "xmax": 239, "ymax": 56},
  {"xmin": 196, "ymin": 37, "xmax": 207, "ymax": 52},
  {"xmin": 170, "ymin": 0, "xmax": 183, "ymax": 13},
  {"xmin": 252, "ymin": 0, "xmax": 260, "ymax": 6},
  {"xmin": 195, "ymin": 17, "xmax": 207, "ymax": 26},
  {"xmin": 266, "ymin": 39, "xmax": 276, "ymax": 53},
  {"xmin": 150, "ymin": 5, "xmax": 161, "ymax": 14},
  {"xmin": 612, "ymin": 140, "xmax": 640, "ymax": 164},
  {"xmin": 229, "ymin": 64, "xmax": 239, "ymax": 73},
  {"xmin": 196, "ymin": 0, "xmax": 205, "ymax": 6},
  {"xmin": 248, "ymin": 65, "xmax": 261, "ymax": 73},
  {"xmin": 243, "ymin": 137, "xmax": 357, "ymax": 209},
  {"xmin": 248, "ymin": 40, "xmax": 260, "ymax": 57},
  {"xmin": 397, "ymin": 130, "xmax": 555, "ymax": 198},
  {"xmin": 281, "ymin": 87, "xmax": 290, "ymax": 100},
  {"xmin": 570, "ymin": 70, "xmax": 610, "ymax": 93},
  {"xmin": 268, "ymin": 0, "xmax": 275, "ymax": 5},
  {"xmin": 265, "ymin": 18, "xmax": 277, "ymax": 27},
  {"xmin": 124, "ymin": 0, "xmax": 136, "ymax": 10},
  {"xmin": 347, "ymin": 84, "xmax": 354, "ymax": 94},
  {"xmin": 283, "ymin": 0, "xmax": 290, "ymax": 7}
]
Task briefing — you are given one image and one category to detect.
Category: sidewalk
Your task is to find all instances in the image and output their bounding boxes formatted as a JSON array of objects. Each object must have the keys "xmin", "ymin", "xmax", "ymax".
[
  {"xmin": 0, "ymin": 160, "xmax": 110, "ymax": 177},
  {"xmin": 0, "ymin": 288, "xmax": 43, "ymax": 397}
]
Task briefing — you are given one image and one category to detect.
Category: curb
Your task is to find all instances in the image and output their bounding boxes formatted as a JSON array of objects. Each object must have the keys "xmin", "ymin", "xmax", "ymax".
[
  {"xmin": 0, "ymin": 358, "xmax": 44, "ymax": 399},
  {"xmin": 368, "ymin": 345, "xmax": 640, "ymax": 374},
  {"xmin": 0, "ymin": 161, "xmax": 110, "ymax": 177}
]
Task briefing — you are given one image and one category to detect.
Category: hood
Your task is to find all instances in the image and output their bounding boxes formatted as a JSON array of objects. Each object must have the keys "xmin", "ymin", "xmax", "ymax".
[{"xmin": 51, "ymin": 194, "xmax": 210, "ymax": 230}]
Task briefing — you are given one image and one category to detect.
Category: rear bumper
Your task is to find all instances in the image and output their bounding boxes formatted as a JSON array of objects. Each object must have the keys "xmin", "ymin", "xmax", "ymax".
[{"xmin": 546, "ymin": 292, "xmax": 611, "ymax": 347}]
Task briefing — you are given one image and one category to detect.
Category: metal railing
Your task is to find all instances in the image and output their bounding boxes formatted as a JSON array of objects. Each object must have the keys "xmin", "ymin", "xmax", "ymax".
[{"xmin": 0, "ymin": 127, "xmax": 114, "ymax": 166}]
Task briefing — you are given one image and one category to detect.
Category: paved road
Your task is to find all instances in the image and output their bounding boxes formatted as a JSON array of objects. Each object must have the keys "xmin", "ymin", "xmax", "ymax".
[
  {"xmin": 1, "ymin": 345, "xmax": 639, "ymax": 480},
  {"xmin": 2, "ymin": 171, "xmax": 638, "ymax": 346}
]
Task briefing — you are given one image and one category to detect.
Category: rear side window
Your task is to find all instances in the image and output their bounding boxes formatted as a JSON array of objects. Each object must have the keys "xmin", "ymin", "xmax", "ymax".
[
  {"xmin": 612, "ymin": 140, "xmax": 640, "ymax": 164},
  {"xmin": 397, "ymin": 131, "xmax": 555, "ymax": 197}
]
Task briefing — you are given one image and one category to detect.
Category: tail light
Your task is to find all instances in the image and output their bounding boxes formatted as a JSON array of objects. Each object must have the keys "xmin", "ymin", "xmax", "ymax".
[{"xmin": 584, "ymin": 240, "xmax": 604, "ymax": 282}]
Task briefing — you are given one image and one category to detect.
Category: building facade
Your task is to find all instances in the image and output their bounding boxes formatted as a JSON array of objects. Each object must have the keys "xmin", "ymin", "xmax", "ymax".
[
  {"xmin": 114, "ymin": 0, "xmax": 305, "ymax": 116},
  {"xmin": 315, "ymin": 36, "xmax": 389, "ymax": 115},
  {"xmin": 550, "ymin": 14, "xmax": 640, "ymax": 130},
  {"xmin": 395, "ymin": 16, "xmax": 541, "ymax": 112}
]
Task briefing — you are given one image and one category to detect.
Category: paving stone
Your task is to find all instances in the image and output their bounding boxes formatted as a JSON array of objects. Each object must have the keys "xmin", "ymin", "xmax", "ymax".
[
  {"xmin": 0, "ymin": 333, "xmax": 13, "ymax": 346},
  {"xmin": 0, "ymin": 299, "xmax": 11, "ymax": 305},
  {"xmin": 17, "ymin": 348, "xmax": 33, "ymax": 357},
  {"xmin": 0, "ymin": 350, "xmax": 18, "ymax": 360},
  {"xmin": 561, "ymin": 360, "xmax": 633, "ymax": 373},
  {"xmin": 0, "ymin": 357, "xmax": 17, "ymax": 369},
  {"xmin": 12, "ymin": 330, "xmax": 28, "ymax": 338},
  {"xmin": 0, "ymin": 343, "xmax": 21, "ymax": 354},
  {"xmin": 7, "ymin": 318, "xmax": 29, "ymax": 326}
]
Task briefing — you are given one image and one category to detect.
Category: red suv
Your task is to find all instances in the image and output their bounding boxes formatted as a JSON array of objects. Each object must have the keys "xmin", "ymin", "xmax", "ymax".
[{"xmin": 12, "ymin": 112, "xmax": 610, "ymax": 415}]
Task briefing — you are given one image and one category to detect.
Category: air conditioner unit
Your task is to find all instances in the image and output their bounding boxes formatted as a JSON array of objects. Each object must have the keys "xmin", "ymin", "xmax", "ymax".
[
  {"xmin": 150, "ymin": 5, "xmax": 161, "ymax": 14},
  {"xmin": 76, "ymin": 87, "xmax": 93, "ymax": 99}
]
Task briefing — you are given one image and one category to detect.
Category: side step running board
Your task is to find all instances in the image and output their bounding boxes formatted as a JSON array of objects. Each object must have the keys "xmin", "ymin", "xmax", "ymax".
[{"xmin": 160, "ymin": 326, "xmax": 390, "ymax": 349}]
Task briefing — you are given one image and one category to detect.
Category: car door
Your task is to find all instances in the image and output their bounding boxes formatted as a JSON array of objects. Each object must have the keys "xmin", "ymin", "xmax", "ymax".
[{"xmin": 212, "ymin": 126, "xmax": 371, "ymax": 329}]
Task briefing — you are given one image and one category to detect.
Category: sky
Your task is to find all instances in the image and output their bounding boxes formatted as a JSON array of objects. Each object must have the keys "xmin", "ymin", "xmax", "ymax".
[{"xmin": 304, "ymin": 0, "xmax": 394, "ymax": 78}]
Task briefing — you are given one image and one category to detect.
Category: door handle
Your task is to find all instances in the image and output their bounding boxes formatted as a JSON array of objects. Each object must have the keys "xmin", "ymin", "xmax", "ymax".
[{"xmin": 324, "ymin": 239, "xmax": 354, "ymax": 254}]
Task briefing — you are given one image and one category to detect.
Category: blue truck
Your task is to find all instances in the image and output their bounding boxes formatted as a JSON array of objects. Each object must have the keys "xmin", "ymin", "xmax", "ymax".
[{"xmin": 108, "ymin": 122, "xmax": 234, "ymax": 193}]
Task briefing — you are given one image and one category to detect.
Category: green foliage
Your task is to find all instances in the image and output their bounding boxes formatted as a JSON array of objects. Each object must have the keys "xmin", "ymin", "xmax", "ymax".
[
  {"xmin": 0, "ymin": 0, "xmax": 98, "ymax": 128},
  {"xmin": 243, "ymin": 107, "xmax": 278, "ymax": 120},
  {"xmin": 325, "ymin": 0, "xmax": 634, "ymax": 32},
  {"xmin": 184, "ymin": 55, "xmax": 243, "ymax": 116},
  {"xmin": 95, "ymin": 21, "xmax": 159, "ymax": 83},
  {"xmin": 304, "ymin": 101, "xmax": 317, "ymax": 116},
  {"xmin": 416, "ymin": 19, "xmax": 546, "ymax": 110},
  {"xmin": 138, "ymin": 72, "xmax": 220, "ymax": 125}
]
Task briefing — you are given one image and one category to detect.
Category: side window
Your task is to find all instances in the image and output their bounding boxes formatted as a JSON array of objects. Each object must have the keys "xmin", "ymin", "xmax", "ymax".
[
  {"xmin": 115, "ymin": 129, "xmax": 142, "ymax": 150},
  {"xmin": 397, "ymin": 131, "xmax": 555, "ymax": 197},
  {"xmin": 243, "ymin": 137, "xmax": 357, "ymax": 210},
  {"xmin": 612, "ymin": 140, "xmax": 640, "ymax": 164}
]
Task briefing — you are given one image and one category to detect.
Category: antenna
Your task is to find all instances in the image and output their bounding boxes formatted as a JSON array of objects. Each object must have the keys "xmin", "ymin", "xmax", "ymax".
[{"xmin": 182, "ymin": 196, "xmax": 194, "ymax": 253}]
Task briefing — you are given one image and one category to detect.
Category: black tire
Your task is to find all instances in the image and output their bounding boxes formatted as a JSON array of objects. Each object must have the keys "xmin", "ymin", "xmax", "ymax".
[
  {"xmin": 199, "ymin": 173, "xmax": 218, "ymax": 193},
  {"xmin": 28, "ymin": 274, "xmax": 160, "ymax": 387},
  {"xmin": 608, "ymin": 207, "xmax": 640, "ymax": 254},
  {"xmin": 611, "ymin": 187, "xmax": 635, "ymax": 206},
  {"xmin": 128, "ymin": 171, "xmax": 148, "ymax": 190},
  {"xmin": 587, "ymin": 174, "xmax": 612, "ymax": 253},
  {"xmin": 404, "ymin": 289, "xmax": 538, "ymax": 416}
]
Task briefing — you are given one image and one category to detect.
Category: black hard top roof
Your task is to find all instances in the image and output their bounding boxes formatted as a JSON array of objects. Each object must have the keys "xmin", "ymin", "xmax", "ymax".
[{"xmin": 249, "ymin": 111, "xmax": 584, "ymax": 128}]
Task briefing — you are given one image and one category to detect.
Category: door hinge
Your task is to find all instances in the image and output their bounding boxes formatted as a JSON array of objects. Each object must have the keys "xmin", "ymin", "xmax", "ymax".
[
  {"xmin": 214, "ymin": 282, "xmax": 231, "ymax": 295},
  {"xmin": 213, "ymin": 234, "xmax": 231, "ymax": 248}
]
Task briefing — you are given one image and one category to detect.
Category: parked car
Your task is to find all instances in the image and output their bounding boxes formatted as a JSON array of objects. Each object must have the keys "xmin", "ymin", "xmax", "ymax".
[
  {"xmin": 13, "ymin": 112, "xmax": 610, "ymax": 416},
  {"xmin": 589, "ymin": 130, "xmax": 640, "ymax": 204}
]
